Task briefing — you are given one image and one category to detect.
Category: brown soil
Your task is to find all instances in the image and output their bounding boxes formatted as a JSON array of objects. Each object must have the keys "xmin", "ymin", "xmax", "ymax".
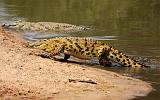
[{"xmin": 0, "ymin": 26, "xmax": 152, "ymax": 100}]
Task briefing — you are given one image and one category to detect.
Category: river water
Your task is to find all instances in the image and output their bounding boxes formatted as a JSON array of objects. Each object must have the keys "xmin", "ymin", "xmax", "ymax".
[{"xmin": 0, "ymin": 0, "xmax": 160, "ymax": 99}]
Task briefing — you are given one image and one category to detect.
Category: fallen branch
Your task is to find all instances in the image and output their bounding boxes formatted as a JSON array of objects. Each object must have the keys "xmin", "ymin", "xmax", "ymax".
[{"xmin": 69, "ymin": 79, "xmax": 97, "ymax": 84}]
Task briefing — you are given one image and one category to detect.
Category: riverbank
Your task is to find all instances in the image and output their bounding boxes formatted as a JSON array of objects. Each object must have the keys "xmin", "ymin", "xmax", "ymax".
[{"xmin": 0, "ymin": 26, "xmax": 152, "ymax": 100}]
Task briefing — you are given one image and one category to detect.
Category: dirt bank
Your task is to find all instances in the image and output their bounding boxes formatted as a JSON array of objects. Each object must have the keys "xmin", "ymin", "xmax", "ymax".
[{"xmin": 0, "ymin": 27, "xmax": 152, "ymax": 100}]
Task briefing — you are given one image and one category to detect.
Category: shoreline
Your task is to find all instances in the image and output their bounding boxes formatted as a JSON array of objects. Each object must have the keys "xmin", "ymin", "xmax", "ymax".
[{"xmin": 0, "ymin": 26, "xmax": 152, "ymax": 100}]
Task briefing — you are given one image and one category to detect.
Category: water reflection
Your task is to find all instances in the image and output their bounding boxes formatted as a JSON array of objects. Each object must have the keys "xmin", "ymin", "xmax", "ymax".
[
  {"xmin": 1, "ymin": 0, "xmax": 160, "ymax": 35},
  {"xmin": 23, "ymin": 32, "xmax": 68, "ymax": 40}
]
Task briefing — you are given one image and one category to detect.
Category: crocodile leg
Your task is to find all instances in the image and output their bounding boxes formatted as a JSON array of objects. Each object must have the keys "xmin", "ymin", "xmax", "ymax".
[
  {"xmin": 49, "ymin": 45, "xmax": 64, "ymax": 57},
  {"xmin": 99, "ymin": 58, "xmax": 111, "ymax": 66},
  {"xmin": 64, "ymin": 54, "xmax": 70, "ymax": 60},
  {"xmin": 98, "ymin": 53, "xmax": 111, "ymax": 66},
  {"xmin": 32, "ymin": 43, "xmax": 64, "ymax": 59},
  {"xmin": 97, "ymin": 46, "xmax": 111, "ymax": 66}
]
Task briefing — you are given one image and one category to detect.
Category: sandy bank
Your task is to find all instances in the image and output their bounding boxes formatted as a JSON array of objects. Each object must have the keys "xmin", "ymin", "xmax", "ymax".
[{"xmin": 0, "ymin": 27, "xmax": 152, "ymax": 100}]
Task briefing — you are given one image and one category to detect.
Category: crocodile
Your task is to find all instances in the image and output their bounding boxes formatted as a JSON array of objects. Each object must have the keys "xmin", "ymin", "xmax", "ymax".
[
  {"xmin": 2, "ymin": 20, "xmax": 90, "ymax": 33},
  {"xmin": 28, "ymin": 37, "xmax": 149, "ymax": 68}
]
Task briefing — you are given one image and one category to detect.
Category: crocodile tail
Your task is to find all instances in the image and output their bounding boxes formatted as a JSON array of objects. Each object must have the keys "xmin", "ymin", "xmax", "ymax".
[{"xmin": 107, "ymin": 48, "xmax": 149, "ymax": 68}]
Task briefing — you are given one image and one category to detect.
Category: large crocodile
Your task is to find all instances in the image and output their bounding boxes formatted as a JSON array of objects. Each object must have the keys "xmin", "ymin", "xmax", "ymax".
[
  {"xmin": 2, "ymin": 20, "xmax": 90, "ymax": 33},
  {"xmin": 28, "ymin": 37, "xmax": 149, "ymax": 68}
]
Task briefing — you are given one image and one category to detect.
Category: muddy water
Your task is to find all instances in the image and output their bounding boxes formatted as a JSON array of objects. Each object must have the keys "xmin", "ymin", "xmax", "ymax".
[{"xmin": 0, "ymin": 0, "xmax": 160, "ymax": 99}]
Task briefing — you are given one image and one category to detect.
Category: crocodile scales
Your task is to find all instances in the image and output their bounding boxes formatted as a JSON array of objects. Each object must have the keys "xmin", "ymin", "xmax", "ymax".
[
  {"xmin": 2, "ymin": 21, "xmax": 90, "ymax": 33},
  {"xmin": 28, "ymin": 37, "xmax": 149, "ymax": 68}
]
